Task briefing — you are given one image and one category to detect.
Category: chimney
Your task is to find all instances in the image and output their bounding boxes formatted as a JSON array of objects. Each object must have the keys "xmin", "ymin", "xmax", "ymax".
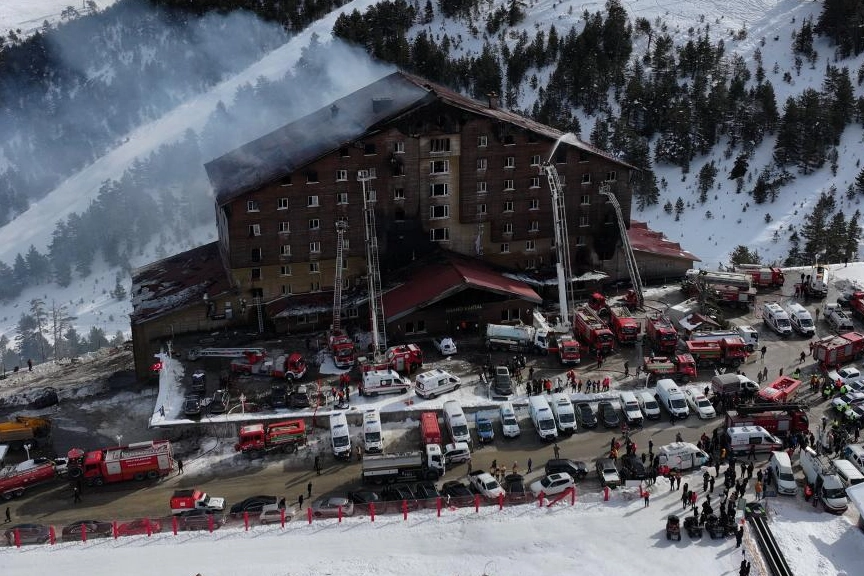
[
  {"xmin": 372, "ymin": 97, "xmax": 393, "ymax": 113},
  {"xmin": 486, "ymin": 92, "xmax": 499, "ymax": 109},
  {"xmin": 331, "ymin": 104, "xmax": 339, "ymax": 118}
]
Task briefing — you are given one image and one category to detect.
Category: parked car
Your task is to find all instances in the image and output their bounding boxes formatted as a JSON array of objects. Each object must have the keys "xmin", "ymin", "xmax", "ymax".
[
  {"xmin": 61, "ymin": 520, "xmax": 113, "ymax": 541},
  {"xmin": 259, "ymin": 504, "xmax": 294, "ymax": 525},
  {"xmin": 209, "ymin": 389, "xmax": 230, "ymax": 414},
  {"xmin": 597, "ymin": 401, "xmax": 620, "ymax": 428},
  {"xmin": 575, "ymin": 402, "xmax": 597, "ymax": 429},
  {"xmin": 183, "ymin": 395, "xmax": 202, "ymax": 417},
  {"xmin": 348, "ymin": 489, "xmax": 383, "ymax": 507},
  {"xmin": 431, "ymin": 336, "xmax": 457, "ymax": 356},
  {"xmin": 619, "ymin": 454, "xmax": 647, "ymax": 481},
  {"xmin": 684, "ymin": 389, "xmax": 716, "ymax": 419},
  {"xmin": 413, "ymin": 481, "xmax": 441, "ymax": 502},
  {"xmin": 831, "ymin": 392, "xmax": 864, "ymax": 412},
  {"xmin": 827, "ymin": 366, "xmax": 862, "ymax": 386},
  {"xmin": 595, "ymin": 459, "xmax": 621, "ymax": 488},
  {"xmin": 544, "ymin": 458, "xmax": 589, "ymax": 481},
  {"xmin": 493, "ymin": 366, "xmax": 513, "ymax": 395},
  {"xmin": 381, "ymin": 485, "xmax": 419, "ymax": 511},
  {"xmin": 290, "ymin": 385, "xmax": 311, "ymax": 408},
  {"xmin": 4, "ymin": 523, "xmax": 50, "ymax": 546},
  {"xmin": 269, "ymin": 385, "xmax": 288, "ymax": 409},
  {"xmin": 177, "ymin": 509, "xmax": 225, "ymax": 531},
  {"xmin": 503, "ymin": 474, "xmax": 530, "ymax": 503},
  {"xmin": 441, "ymin": 480, "xmax": 474, "ymax": 506},
  {"xmin": 116, "ymin": 519, "xmax": 162, "ymax": 536},
  {"xmin": 311, "ymin": 496, "xmax": 354, "ymax": 517},
  {"xmin": 229, "ymin": 495, "xmax": 277, "ymax": 517},
  {"xmin": 529, "ymin": 472, "xmax": 575, "ymax": 497}
]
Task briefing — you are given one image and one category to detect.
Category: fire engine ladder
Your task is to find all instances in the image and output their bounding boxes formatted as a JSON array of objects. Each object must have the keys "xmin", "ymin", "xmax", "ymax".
[
  {"xmin": 358, "ymin": 170, "xmax": 387, "ymax": 355},
  {"xmin": 332, "ymin": 221, "xmax": 348, "ymax": 332},
  {"xmin": 541, "ymin": 160, "xmax": 574, "ymax": 327},
  {"xmin": 599, "ymin": 183, "xmax": 644, "ymax": 308}
]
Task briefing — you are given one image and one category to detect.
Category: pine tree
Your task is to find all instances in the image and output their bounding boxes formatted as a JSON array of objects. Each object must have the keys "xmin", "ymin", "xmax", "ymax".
[
  {"xmin": 112, "ymin": 274, "xmax": 127, "ymax": 301},
  {"xmin": 856, "ymin": 167, "xmax": 864, "ymax": 194},
  {"xmin": 674, "ymin": 197, "xmax": 685, "ymax": 221},
  {"xmin": 800, "ymin": 192, "xmax": 836, "ymax": 258},
  {"xmin": 86, "ymin": 326, "xmax": 109, "ymax": 352},
  {"xmin": 729, "ymin": 153, "xmax": 749, "ymax": 180},
  {"xmin": 422, "ymin": 0, "xmax": 434, "ymax": 24},
  {"xmin": 785, "ymin": 230, "xmax": 805, "ymax": 266},
  {"xmin": 590, "ymin": 117, "xmax": 610, "ymax": 150},
  {"xmin": 697, "ymin": 161, "xmax": 718, "ymax": 204},
  {"xmin": 773, "ymin": 99, "xmax": 802, "ymax": 167},
  {"xmin": 846, "ymin": 210, "xmax": 862, "ymax": 262},
  {"xmin": 730, "ymin": 245, "xmax": 761, "ymax": 266}
]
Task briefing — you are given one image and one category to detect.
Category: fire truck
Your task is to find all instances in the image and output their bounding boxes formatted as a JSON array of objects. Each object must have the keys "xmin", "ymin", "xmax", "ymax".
[
  {"xmin": 642, "ymin": 354, "xmax": 697, "ymax": 384},
  {"xmin": 813, "ymin": 332, "xmax": 864, "ymax": 368},
  {"xmin": 66, "ymin": 440, "xmax": 174, "ymax": 486},
  {"xmin": 685, "ymin": 337, "xmax": 748, "ymax": 367},
  {"xmin": 329, "ymin": 329, "xmax": 356, "ymax": 369},
  {"xmin": 682, "ymin": 269, "xmax": 756, "ymax": 309},
  {"xmin": 734, "ymin": 265, "xmax": 786, "ymax": 289},
  {"xmin": 234, "ymin": 420, "xmax": 307, "ymax": 456},
  {"xmin": 555, "ymin": 336, "xmax": 581, "ymax": 365},
  {"xmin": 0, "ymin": 459, "xmax": 57, "ymax": 500},
  {"xmin": 724, "ymin": 404, "xmax": 810, "ymax": 437},
  {"xmin": 848, "ymin": 293, "xmax": 864, "ymax": 320},
  {"xmin": 272, "ymin": 353, "xmax": 307, "ymax": 380},
  {"xmin": 573, "ymin": 306, "xmax": 614, "ymax": 354},
  {"xmin": 608, "ymin": 305, "xmax": 641, "ymax": 345},
  {"xmin": 757, "ymin": 376, "xmax": 802, "ymax": 403},
  {"xmin": 645, "ymin": 316, "xmax": 679, "ymax": 355},
  {"xmin": 361, "ymin": 344, "xmax": 424, "ymax": 374}
]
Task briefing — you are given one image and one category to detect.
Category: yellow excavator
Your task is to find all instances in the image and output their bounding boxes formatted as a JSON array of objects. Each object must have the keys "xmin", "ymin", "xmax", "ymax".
[{"xmin": 0, "ymin": 416, "xmax": 52, "ymax": 449}]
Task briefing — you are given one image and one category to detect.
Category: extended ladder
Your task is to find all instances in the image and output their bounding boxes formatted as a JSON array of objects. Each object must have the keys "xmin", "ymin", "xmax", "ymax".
[
  {"xmin": 359, "ymin": 170, "xmax": 387, "ymax": 354},
  {"xmin": 542, "ymin": 161, "xmax": 574, "ymax": 326},
  {"xmin": 599, "ymin": 183, "xmax": 644, "ymax": 308},
  {"xmin": 332, "ymin": 221, "xmax": 348, "ymax": 332}
]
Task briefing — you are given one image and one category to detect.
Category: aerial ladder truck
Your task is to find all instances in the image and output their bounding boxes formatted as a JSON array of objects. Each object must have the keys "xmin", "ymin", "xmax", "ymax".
[
  {"xmin": 540, "ymin": 138, "xmax": 575, "ymax": 329},
  {"xmin": 599, "ymin": 182, "xmax": 644, "ymax": 309},
  {"xmin": 328, "ymin": 221, "xmax": 356, "ymax": 369},
  {"xmin": 359, "ymin": 169, "xmax": 387, "ymax": 359}
]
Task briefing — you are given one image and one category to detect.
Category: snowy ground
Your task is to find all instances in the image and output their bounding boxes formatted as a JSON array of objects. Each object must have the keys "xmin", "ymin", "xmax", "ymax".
[{"xmin": 0, "ymin": 0, "xmax": 119, "ymax": 35}]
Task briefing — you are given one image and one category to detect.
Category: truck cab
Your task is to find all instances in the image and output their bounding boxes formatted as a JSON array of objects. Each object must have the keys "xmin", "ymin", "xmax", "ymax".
[{"xmin": 170, "ymin": 489, "xmax": 225, "ymax": 515}]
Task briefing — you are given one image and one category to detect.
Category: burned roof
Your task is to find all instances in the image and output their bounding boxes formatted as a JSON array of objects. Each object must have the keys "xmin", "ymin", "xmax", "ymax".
[
  {"xmin": 131, "ymin": 241, "xmax": 233, "ymax": 324},
  {"xmin": 205, "ymin": 71, "xmax": 636, "ymax": 205},
  {"xmin": 629, "ymin": 221, "xmax": 701, "ymax": 262}
]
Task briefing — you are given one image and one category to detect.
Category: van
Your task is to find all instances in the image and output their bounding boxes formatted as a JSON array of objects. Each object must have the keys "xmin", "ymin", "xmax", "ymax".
[
  {"xmin": 442, "ymin": 400, "xmax": 471, "ymax": 445},
  {"xmin": 762, "ymin": 301, "xmax": 792, "ymax": 337},
  {"xmin": 785, "ymin": 302, "xmax": 815, "ymax": 337},
  {"xmin": 528, "ymin": 395, "xmax": 558, "ymax": 441},
  {"xmin": 618, "ymin": 391, "xmax": 644, "ymax": 426},
  {"xmin": 499, "ymin": 402, "xmax": 521, "ymax": 438},
  {"xmin": 724, "ymin": 426, "xmax": 783, "ymax": 456},
  {"xmin": 414, "ymin": 368, "xmax": 461, "ymax": 399},
  {"xmin": 832, "ymin": 458, "xmax": 864, "ymax": 486},
  {"xmin": 657, "ymin": 442, "xmax": 710, "ymax": 471},
  {"xmin": 443, "ymin": 441, "xmax": 471, "ymax": 464},
  {"xmin": 655, "ymin": 379, "xmax": 689, "ymax": 419},
  {"xmin": 800, "ymin": 447, "xmax": 848, "ymax": 513},
  {"xmin": 362, "ymin": 410, "xmax": 383, "ymax": 453},
  {"xmin": 711, "ymin": 373, "xmax": 759, "ymax": 397},
  {"xmin": 329, "ymin": 412, "xmax": 351, "ymax": 459},
  {"xmin": 549, "ymin": 393, "xmax": 577, "ymax": 434},
  {"xmin": 362, "ymin": 369, "xmax": 411, "ymax": 396},
  {"xmin": 842, "ymin": 444, "xmax": 864, "ymax": 474},
  {"xmin": 768, "ymin": 451, "xmax": 797, "ymax": 496},
  {"xmin": 637, "ymin": 391, "xmax": 661, "ymax": 420}
]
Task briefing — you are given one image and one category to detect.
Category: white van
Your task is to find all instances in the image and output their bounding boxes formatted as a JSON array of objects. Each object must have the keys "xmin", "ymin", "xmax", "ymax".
[
  {"xmin": 329, "ymin": 412, "xmax": 352, "ymax": 459},
  {"xmin": 442, "ymin": 400, "xmax": 471, "ymax": 444},
  {"xmin": 832, "ymin": 458, "xmax": 864, "ymax": 486},
  {"xmin": 842, "ymin": 444, "xmax": 864, "ymax": 474},
  {"xmin": 762, "ymin": 301, "xmax": 792, "ymax": 337},
  {"xmin": 549, "ymin": 392, "xmax": 577, "ymax": 434},
  {"xmin": 499, "ymin": 402, "xmax": 521, "ymax": 438},
  {"xmin": 361, "ymin": 369, "xmax": 411, "ymax": 396},
  {"xmin": 800, "ymin": 447, "xmax": 848, "ymax": 513},
  {"xmin": 618, "ymin": 391, "xmax": 644, "ymax": 426},
  {"xmin": 734, "ymin": 324, "xmax": 759, "ymax": 352},
  {"xmin": 657, "ymin": 442, "xmax": 710, "ymax": 471},
  {"xmin": 528, "ymin": 395, "xmax": 558, "ymax": 441},
  {"xmin": 362, "ymin": 409, "xmax": 383, "ymax": 453},
  {"xmin": 443, "ymin": 441, "xmax": 471, "ymax": 464},
  {"xmin": 785, "ymin": 302, "xmax": 815, "ymax": 336},
  {"xmin": 725, "ymin": 426, "xmax": 783, "ymax": 456},
  {"xmin": 637, "ymin": 391, "xmax": 661, "ymax": 420},
  {"xmin": 655, "ymin": 379, "xmax": 689, "ymax": 419},
  {"xmin": 768, "ymin": 451, "xmax": 797, "ymax": 496},
  {"xmin": 414, "ymin": 368, "xmax": 461, "ymax": 399}
]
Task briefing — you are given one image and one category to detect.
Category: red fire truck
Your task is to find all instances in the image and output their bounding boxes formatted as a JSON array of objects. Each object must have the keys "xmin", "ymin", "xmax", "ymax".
[
  {"xmin": 555, "ymin": 336, "xmax": 581, "ymax": 365},
  {"xmin": 757, "ymin": 376, "xmax": 802, "ymax": 403},
  {"xmin": 642, "ymin": 354, "xmax": 698, "ymax": 384},
  {"xmin": 573, "ymin": 306, "xmax": 614, "ymax": 354},
  {"xmin": 66, "ymin": 440, "xmax": 174, "ymax": 486},
  {"xmin": 272, "ymin": 353, "xmax": 308, "ymax": 380},
  {"xmin": 329, "ymin": 329, "xmax": 356, "ymax": 369},
  {"xmin": 0, "ymin": 459, "xmax": 57, "ymax": 500},
  {"xmin": 234, "ymin": 420, "xmax": 307, "ymax": 456},
  {"xmin": 608, "ymin": 305, "xmax": 641, "ymax": 345},
  {"xmin": 685, "ymin": 337, "xmax": 749, "ymax": 367},
  {"xmin": 724, "ymin": 404, "xmax": 809, "ymax": 437},
  {"xmin": 734, "ymin": 265, "xmax": 786, "ymax": 289},
  {"xmin": 420, "ymin": 412, "xmax": 442, "ymax": 447},
  {"xmin": 645, "ymin": 316, "xmax": 679, "ymax": 355},
  {"xmin": 813, "ymin": 332, "xmax": 864, "ymax": 368}
]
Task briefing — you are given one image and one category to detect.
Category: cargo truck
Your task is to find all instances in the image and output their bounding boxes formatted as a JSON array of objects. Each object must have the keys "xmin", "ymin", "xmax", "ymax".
[
  {"xmin": 724, "ymin": 404, "xmax": 809, "ymax": 437},
  {"xmin": 685, "ymin": 337, "xmax": 748, "ymax": 367},
  {"xmin": 360, "ymin": 446, "xmax": 445, "ymax": 484},
  {"xmin": 645, "ymin": 316, "xmax": 679, "ymax": 355},
  {"xmin": 419, "ymin": 412, "xmax": 442, "ymax": 447},
  {"xmin": 66, "ymin": 440, "xmax": 174, "ymax": 486},
  {"xmin": 484, "ymin": 323, "xmax": 551, "ymax": 354},
  {"xmin": 642, "ymin": 354, "xmax": 697, "ymax": 384},
  {"xmin": 234, "ymin": 420, "xmax": 307, "ymax": 456},
  {"xmin": 573, "ymin": 306, "xmax": 614, "ymax": 354}
]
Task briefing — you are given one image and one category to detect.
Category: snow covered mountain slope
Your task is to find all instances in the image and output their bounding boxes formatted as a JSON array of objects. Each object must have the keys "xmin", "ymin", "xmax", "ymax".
[{"xmin": 1, "ymin": 0, "xmax": 120, "ymax": 35}]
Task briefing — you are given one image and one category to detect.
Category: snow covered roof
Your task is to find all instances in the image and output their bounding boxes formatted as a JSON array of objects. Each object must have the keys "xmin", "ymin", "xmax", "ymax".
[
  {"xmin": 629, "ymin": 221, "xmax": 701, "ymax": 262},
  {"xmin": 205, "ymin": 71, "xmax": 636, "ymax": 205},
  {"xmin": 267, "ymin": 290, "xmax": 370, "ymax": 320},
  {"xmin": 131, "ymin": 241, "xmax": 233, "ymax": 324},
  {"xmin": 503, "ymin": 270, "xmax": 608, "ymax": 286}
]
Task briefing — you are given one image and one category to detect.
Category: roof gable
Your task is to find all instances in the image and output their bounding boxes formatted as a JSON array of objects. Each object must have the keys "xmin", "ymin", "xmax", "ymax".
[{"xmin": 628, "ymin": 220, "xmax": 700, "ymax": 262}]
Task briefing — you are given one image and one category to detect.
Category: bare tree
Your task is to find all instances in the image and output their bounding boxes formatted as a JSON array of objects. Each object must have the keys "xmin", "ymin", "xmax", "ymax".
[
  {"xmin": 50, "ymin": 300, "xmax": 76, "ymax": 360},
  {"xmin": 29, "ymin": 298, "xmax": 49, "ymax": 362}
]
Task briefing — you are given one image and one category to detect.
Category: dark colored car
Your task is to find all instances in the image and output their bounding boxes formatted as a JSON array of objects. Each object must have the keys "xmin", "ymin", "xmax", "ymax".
[
  {"xmin": 441, "ymin": 481, "xmax": 474, "ymax": 506},
  {"xmin": 348, "ymin": 489, "xmax": 383, "ymax": 513},
  {"xmin": 4, "ymin": 523, "xmax": 50, "ymax": 546},
  {"xmin": 503, "ymin": 474, "xmax": 530, "ymax": 503},
  {"xmin": 381, "ymin": 484, "xmax": 419, "ymax": 511},
  {"xmin": 61, "ymin": 520, "xmax": 113, "ymax": 541},
  {"xmin": 191, "ymin": 370, "xmax": 207, "ymax": 393},
  {"xmin": 269, "ymin": 385, "xmax": 288, "ymax": 409},
  {"xmin": 209, "ymin": 389, "xmax": 230, "ymax": 414},
  {"xmin": 493, "ymin": 366, "xmax": 513, "ymax": 395},
  {"xmin": 413, "ymin": 481, "xmax": 441, "ymax": 504},
  {"xmin": 229, "ymin": 495, "xmax": 277, "ymax": 517},
  {"xmin": 598, "ymin": 401, "xmax": 620, "ymax": 428},
  {"xmin": 575, "ymin": 402, "xmax": 597, "ymax": 429},
  {"xmin": 619, "ymin": 454, "xmax": 647, "ymax": 481},
  {"xmin": 29, "ymin": 387, "xmax": 59, "ymax": 409},
  {"xmin": 183, "ymin": 395, "xmax": 202, "ymax": 417},
  {"xmin": 177, "ymin": 509, "xmax": 225, "ymax": 531},
  {"xmin": 544, "ymin": 458, "xmax": 589, "ymax": 481},
  {"xmin": 290, "ymin": 385, "xmax": 311, "ymax": 408}
]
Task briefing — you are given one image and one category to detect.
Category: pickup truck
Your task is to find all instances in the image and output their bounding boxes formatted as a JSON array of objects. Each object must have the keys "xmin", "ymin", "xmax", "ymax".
[
  {"xmin": 824, "ymin": 303, "xmax": 855, "ymax": 331},
  {"xmin": 170, "ymin": 489, "xmax": 226, "ymax": 515},
  {"xmin": 467, "ymin": 470, "xmax": 506, "ymax": 499}
]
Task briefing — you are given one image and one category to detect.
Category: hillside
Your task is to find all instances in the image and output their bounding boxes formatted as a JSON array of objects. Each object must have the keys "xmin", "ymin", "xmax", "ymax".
[{"xmin": 1, "ymin": 0, "xmax": 863, "ymax": 358}]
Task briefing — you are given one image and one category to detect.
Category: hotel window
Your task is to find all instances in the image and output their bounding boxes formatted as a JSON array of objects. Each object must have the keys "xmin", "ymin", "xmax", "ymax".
[
  {"xmin": 430, "ymin": 138, "xmax": 451, "ymax": 153},
  {"xmin": 281, "ymin": 284, "xmax": 292, "ymax": 295},
  {"xmin": 530, "ymin": 199, "xmax": 539, "ymax": 210},
  {"xmin": 251, "ymin": 268, "xmax": 261, "ymax": 281},
  {"xmin": 393, "ymin": 188, "xmax": 405, "ymax": 200},
  {"xmin": 504, "ymin": 156, "xmax": 515, "ymax": 168},
  {"xmin": 280, "ymin": 245, "xmax": 291, "ymax": 257},
  {"xmin": 280, "ymin": 265, "xmax": 292, "ymax": 276},
  {"xmin": 581, "ymin": 194, "xmax": 591, "ymax": 205},
  {"xmin": 477, "ymin": 181, "xmax": 487, "ymax": 194},
  {"xmin": 307, "ymin": 195, "xmax": 319, "ymax": 207},
  {"xmin": 531, "ymin": 155, "xmax": 541, "ymax": 166},
  {"xmin": 430, "ymin": 228, "xmax": 450, "ymax": 241},
  {"xmin": 248, "ymin": 224, "xmax": 261, "ymax": 237},
  {"xmin": 336, "ymin": 170, "xmax": 348, "ymax": 182},
  {"xmin": 529, "ymin": 221, "xmax": 539, "ymax": 232},
  {"xmin": 250, "ymin": 248, "xmax": 262, "ymax": 263},
  {"xmin": 504, "ymin": 201, "xmax": 514, "ymax": 212},
  {"xmin": 247, "ymin": 200, "xmax": 259, "ymax": 212},
  {"xmin": 430, "ymin": 159, "xmax": 450, "ymax": 174},
  {"xmin": 277, "ymin": 198, "xmax": 288, "ymax": 210},
  {"xmin": 310, "ymin": 281, "xmax": 321, "ymax": 292},
  {"xmin": 500, "ymin": 243, "xmax": 510, "ymax": 254},
  {"xmin": 309, "ymin": 262, "xmax": 320, "ymax": 273},
  {"xmin": 337, "ymin": 192, "xmax": 348, "ymax": 205},
  {"xmin": 430, "ymin": 205, "xmax": 450, "ymax": 219},
  {"xmin": 364, "ymin": 143, "xmax": 376, "ymax": 155},
  {"xmin": 430, "ymin": 183, "xmax": 449, "ymax": 197},
  {"xmin": 579, "ymin": 216, "xmax": 590, "ymax": 227},
  {"xmin": 394, "ymin": 141, "xmax": 405, "ymax": 153},
  {"xmin": 476, "ymin": 158, "xmax": 487, "ymax": 170},
  {"xmin": 575, "ymin": 235, "xmax": 586, "ymax": 246},
  {"xmin": 478, "ymin": 204, "xmax": 487, "ymax": 215},
  {"xmin": 364, "ymin": 189, "xmax": 377, "ymax": 203},
  {"xmin": 478, "ymin": 135, "xmax": 488, "ymax": 147},
  {"xmin": 309, "ymin": 218, "xmax": 320, "ymax": 230},
  {"xmin": 525, "ymin": 240, "xmax": 536, "ymax": 251},
  {"xmin": 503, "ymin": 222, "xmax": 513, "ymax": 234},
  {"xmin": 605, "ymin": 171, "xmax": 617, "ymax": 182},
  {"xmin": 530, "ymin": 176, "xmax": 540, "ymax": 188},
  {"xmin": 306, "ymin": 171, "xmax": 319, "ymax": 183},
  {"xmin": 582, "ymin": 173, "xmax": 592, "ymax": 185},
  {"xmin": 504, "ymin": 179, "xmax": 514, "ymax": 190},
  {"xmin": 279, "ymin": 222, "xmax": 290, "ymax": 234},
  {"xmin": 309, "ymin": 242, "xmax": 321, "ymax": 254}
]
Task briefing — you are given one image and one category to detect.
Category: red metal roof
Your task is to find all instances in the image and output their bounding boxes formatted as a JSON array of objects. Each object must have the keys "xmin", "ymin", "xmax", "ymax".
[
  {"xmin": 628, "ymin": 221, "xmax": 701, "ymax": 262},
  {"xmin": 383, "ymin": 257, "xmax": 542, "ymax": 322}
]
